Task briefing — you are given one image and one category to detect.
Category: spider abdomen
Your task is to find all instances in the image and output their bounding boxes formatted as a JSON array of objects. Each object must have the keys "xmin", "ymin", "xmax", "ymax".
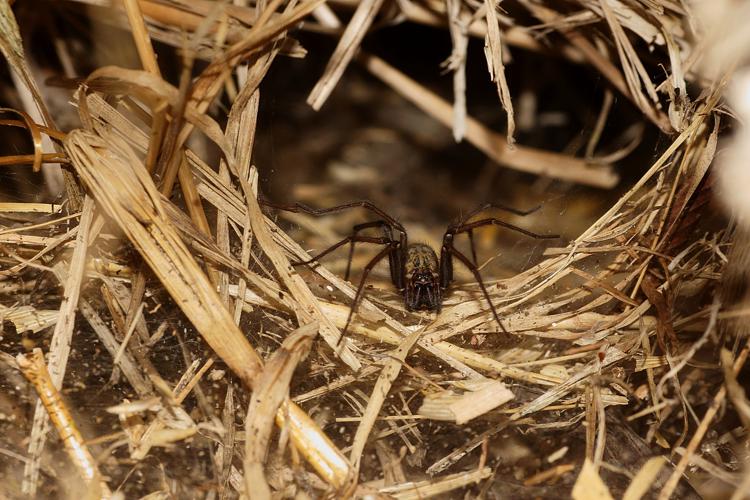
[{"xmin": 404, "ymin": 243, "xmax": 442, "ymax": 312}]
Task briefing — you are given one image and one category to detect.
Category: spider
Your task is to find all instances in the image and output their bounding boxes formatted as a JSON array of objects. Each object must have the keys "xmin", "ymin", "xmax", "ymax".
[{"xmin": 262, "ymin": 200, "xmax": 559, "ymax": 337}]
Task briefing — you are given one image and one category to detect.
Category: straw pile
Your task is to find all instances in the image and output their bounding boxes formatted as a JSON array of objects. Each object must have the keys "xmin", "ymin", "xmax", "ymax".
[{"xmin": 0, "ymin": 0, "xmax": 748, "ymax": 498}]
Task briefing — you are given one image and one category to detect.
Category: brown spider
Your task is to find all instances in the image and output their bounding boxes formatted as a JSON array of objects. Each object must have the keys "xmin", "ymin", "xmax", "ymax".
[{"xmin": 262, "ymin": 200, "xmax": 559, "ymax": 336}]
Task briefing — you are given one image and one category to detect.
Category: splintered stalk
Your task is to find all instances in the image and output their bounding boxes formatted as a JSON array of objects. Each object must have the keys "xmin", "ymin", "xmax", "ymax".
[{"xmin": 16, "ymin": 349, "xmax": 112, "ymax": 498}]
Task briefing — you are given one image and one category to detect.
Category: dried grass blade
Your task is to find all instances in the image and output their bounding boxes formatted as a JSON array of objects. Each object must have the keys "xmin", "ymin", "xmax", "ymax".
[
  {"xmin": 0, "ymin": 108, "xmax": 43, "ymax": 172},
  {"xmin": 244, "ymin": 322, "xmax": 318, "ymax": 499},
  {"xmin": 522, "ymin": 1, "xmax": 672, "ymax": 133},
  {"xmin": 222, "ymin": 70, "xmax": 262, "ymax": 318},
  {"xmin": 444, "ymin": 0, "xmax": 468, "ymax": 141},
  {"xmin": 16, "ymin": 349, "xmax": 111, "ymax": 498},
  {"xmin": 64, "ymin": 129, "xmax": 350, "ymax": 488},
  {"xmin": 307, "ymin": 0, "xmax": 386, "ymax": 110},
  {"xmin": 194, "ymin": 0, "xmax": 327, "ymax": 106},
  {"xmin": 426, "ymin": 418, "xmax": 515, "ymax": 475},
  {"xmin": 22, "ymin": 196, "xmax": 94, "ymax": 497},
  {"xmin": 598, "ymin": 0, "xmax": 659, "ymax": 107},
  {"xmin": 84, "ymin": 66, "xmax": 233, "ymax": 161},
  {"xmin": 571, "ymin": 458, "xmax": 613, "ymax": 500},
  {"xmin": 512, "ymin": 347, "xmax": 628, "ymax": 419},
  {"xmin": 658, "ymin": 338, "xmax": 750, "ymax": 500},
  {"xmin": 660, "ymin": 118, "xmax": 719, "ymax": 244},
  {"xmin": 0, "ymin": 2, "xmax": 80, "ymax": 205},
  {"xmin": 218, "ymin": 385, "xmax": 236, "ymax": 498},
  {"xmin": 483, "ymin": 0, "xmax": 515, "ymax": 145},
  {"xmin": 662, "ymin": 28, "xmax": 688, "ymax": 131},
  {"xmin": 577, "ymin": 113, "xmax": 708, "ymax": 242},
  {"xmin": 274, "ymin": 399, "xmax": 351, "ymax": 490},
  {"xmin": 243, "ymin": 172, "xmax": 362, "ymax": 371},
  {"xmin": 66, "ymin": 129, "xmax": 262, "ymax": 381},
  {"xmin": 0, "ymin": 5, "xmax": 50, "ymax": 124},
  {"xmin": 123, "ymin": 0, "xmax": 161, "ymax": 76},
  {"xmin": 78, "ymin": 299, "xmax": 154, "ymax": 397},
  {"xmin": 349, "ymin": 329, "xmax": 422, "ymax": 471},
  {"xmin": 721, "ymin": 348, "xmax": 750, "ymax": 429},
  {"xmin": 358, "ymin": 53, "xmax": 618, "ymax": 188},
  {"xmin": 377, "ymin": 467, "xmax": 492, "ymax": 499},
  {"xmin": 622, "ymin": 456, "xmax": 666, "ymax": 500}
]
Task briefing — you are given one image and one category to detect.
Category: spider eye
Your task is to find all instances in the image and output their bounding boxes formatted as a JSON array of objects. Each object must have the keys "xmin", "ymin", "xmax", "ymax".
[{"xmin": 412, "ymin": 272, "xmax": 434, "ymax": 286}]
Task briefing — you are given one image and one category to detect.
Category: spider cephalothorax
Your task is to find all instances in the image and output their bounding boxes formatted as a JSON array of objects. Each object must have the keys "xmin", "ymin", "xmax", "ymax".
[
  {"xmin": 404, "ymin": 243, "xmax": 442, "ymax": 312},
  {"xmin": 262, "ymin": 200, "xmax": 558, "ymax": 338}
]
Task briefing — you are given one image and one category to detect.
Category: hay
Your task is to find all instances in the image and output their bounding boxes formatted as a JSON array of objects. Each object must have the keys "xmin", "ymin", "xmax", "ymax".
[{"xmin": 0, "ymin": 0, "xmax": 748, "ymax": 498}]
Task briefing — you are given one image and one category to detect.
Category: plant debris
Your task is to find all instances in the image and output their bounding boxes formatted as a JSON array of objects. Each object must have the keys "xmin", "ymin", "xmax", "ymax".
[{"xmin": 0, "ymin": 0, "xmax": 748, "ymax": 498}]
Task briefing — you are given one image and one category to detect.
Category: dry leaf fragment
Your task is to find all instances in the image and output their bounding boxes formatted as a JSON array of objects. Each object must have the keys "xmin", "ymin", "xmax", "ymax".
[
  {"xmin": 622, "ymin": 456, "xmax": 666, "ymax": 500},
  {"xmin": 0, "ymin": 304, "xmax": 58, "ymax": 334},
  {"xmin": 571, "ymin": 459, "xmax": 614, "ymax": 500},
  {"xmin": 418, "ymin": 379, "xmax": 514, "ymax": 424}
]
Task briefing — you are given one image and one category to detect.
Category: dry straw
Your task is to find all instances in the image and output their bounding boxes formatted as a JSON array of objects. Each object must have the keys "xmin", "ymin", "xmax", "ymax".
[{"xmin": 0, "ymin": 0, "xmax": 748, "ymax": 498}]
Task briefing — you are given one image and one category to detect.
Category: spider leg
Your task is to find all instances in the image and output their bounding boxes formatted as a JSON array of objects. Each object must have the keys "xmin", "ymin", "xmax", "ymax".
[
  {"xmin": 439, "ymin": 236, "xmax": 453, "ymax": 289},
  {"xmin": 294, "ymin": 234, "xmax": 392, "ymax": 267},
  {"xmin": 459, "ymin": 202, "xmax": 543, "ymax": 223},
  {"xmin": 259, "ymin": 197, "xmax": 409, "ymax": 343},
  {"xmin": 466, "ymin": 228, "xmax": 478, "ymax": 266},
  {"xmin": 440, "ymin": 218, "xmax": 555, "ymax": 283},
  {"xmin": 445, "ymin": 245, "xmax": 509, "ymax": 334},
  {"xmin": 440, "ymin": 216, "xmax": 557, "ymax": 333},
  {"xmin": 454, "ymin": 205, "xmax": 555, "ymax": 264},
  {"xmin": 340, "ymin": 242, "xmax": 398, "ymax": 344},
  {"xmin": 345, "ymin": 220, "xmax": 395, "ymax": 281},
  {"xmin": 446, "ymin": 217, "xmax": 559, "ymax": 274},
  {"xmin": 259, "ymin": 199, "xmax": 406, "ymax": 233},
  {"xmin": 262, "ymin": 198, "xmax": 407, "ymax": 288},
  {"xmin": 449, "ymin": 217, "xmax": 559, "ymax": 240},
  {"xmin": 344, "ymin": 221, "xmax": 406, "ymax": 290}
]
